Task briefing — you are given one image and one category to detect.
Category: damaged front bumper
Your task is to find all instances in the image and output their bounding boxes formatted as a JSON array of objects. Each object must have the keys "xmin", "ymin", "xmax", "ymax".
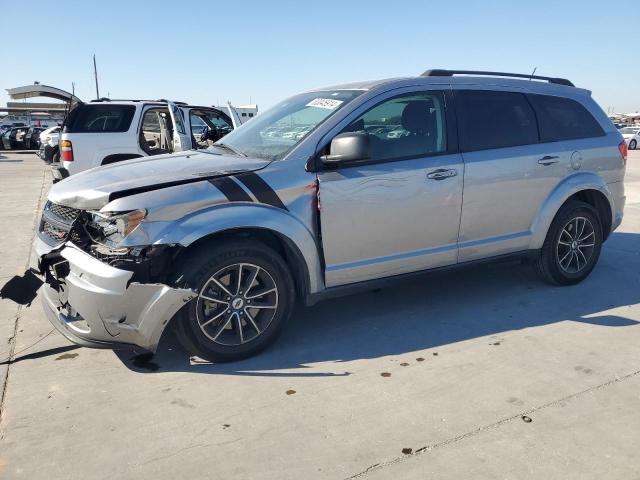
[{"xmin": 35, "ymin": 236, "xmax": 195, "ymax": 352}]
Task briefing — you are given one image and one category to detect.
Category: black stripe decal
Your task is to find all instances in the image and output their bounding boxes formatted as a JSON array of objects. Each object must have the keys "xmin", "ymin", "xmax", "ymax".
[
  {"xmin": 235, "ymin": 172, "xmax": 288, "ymax": 210},
  {"xmin": 208, "ymin": 177, "xmax": 253, "ymax": 202}
]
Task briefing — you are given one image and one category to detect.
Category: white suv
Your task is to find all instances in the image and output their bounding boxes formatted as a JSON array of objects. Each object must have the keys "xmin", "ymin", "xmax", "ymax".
[{"xmin": 54, "ymin": 100, "xmax": 241, "ymax": 180}]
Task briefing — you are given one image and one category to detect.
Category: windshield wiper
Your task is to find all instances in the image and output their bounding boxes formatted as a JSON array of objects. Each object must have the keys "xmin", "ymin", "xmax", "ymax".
[{"xmin": 213, "ymin": 143, "xmax": 247, "ymax": 157}]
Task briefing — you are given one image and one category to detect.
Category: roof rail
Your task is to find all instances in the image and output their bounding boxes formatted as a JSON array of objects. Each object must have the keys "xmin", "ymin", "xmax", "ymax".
[
  {"xmin": 421, "ymin": 69, "xmax": 574, "ymax": 87},
  {"xmin": 155, "ymin": 99, "xmax": 187, "ymax": 105},
  {"xmin": 88, "ymin": 99, "xmax": 190, "ymax": 105},
  {"xmin": 89, "ymin": 98, "xmax": 159, "ymax": 103}
]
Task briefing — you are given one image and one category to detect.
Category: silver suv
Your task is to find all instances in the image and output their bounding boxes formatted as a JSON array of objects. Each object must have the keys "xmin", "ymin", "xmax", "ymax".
[{"xmin": 34, "ymin": 70, "xmax": 627, "ymax": 362}]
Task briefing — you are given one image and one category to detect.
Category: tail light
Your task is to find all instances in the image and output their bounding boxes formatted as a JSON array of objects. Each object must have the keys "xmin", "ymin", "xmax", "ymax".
[
  {"xmin": 60, "ymin": 139, "xmax": 73, "ymax": 161},
  {"xmin": 618, "ymin": 140, "xmax": 627, "ymax": 166}
]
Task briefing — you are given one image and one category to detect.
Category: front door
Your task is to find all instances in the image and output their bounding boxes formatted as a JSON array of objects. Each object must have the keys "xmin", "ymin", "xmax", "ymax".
[
  {"xmin": 317, "ymin": 90, "xmax": 463, "ymax": 287},
  {"xmin": 167, "ymin": 101, "xmax": 190, "ymax": 152}
]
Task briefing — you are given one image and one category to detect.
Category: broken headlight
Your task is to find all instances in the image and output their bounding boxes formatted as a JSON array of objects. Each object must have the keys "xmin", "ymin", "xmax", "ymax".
[{"xmin": 90, "ymin": 209, "xmax": 147, "ymax": 245}]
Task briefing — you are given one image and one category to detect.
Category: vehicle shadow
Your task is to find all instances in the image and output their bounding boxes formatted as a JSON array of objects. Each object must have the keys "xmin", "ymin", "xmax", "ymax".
[{"xmin": 117, "ymin": 231, "xmax": 640, "ymax": 376}]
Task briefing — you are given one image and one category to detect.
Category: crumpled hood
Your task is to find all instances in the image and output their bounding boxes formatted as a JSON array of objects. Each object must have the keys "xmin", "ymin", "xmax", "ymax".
[{"xmin": 48, "ymin": 150, "xmax": 270, "ymax": 210}]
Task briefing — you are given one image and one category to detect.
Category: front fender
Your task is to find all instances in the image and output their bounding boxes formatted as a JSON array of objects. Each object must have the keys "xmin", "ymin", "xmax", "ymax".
[
  {"xmin": 128, "ymin": 203, "xmax": 324, "ymax": 294},
  {"xmin": 529, "ymin": 172, "xmax": 614, "ymax": 249}
]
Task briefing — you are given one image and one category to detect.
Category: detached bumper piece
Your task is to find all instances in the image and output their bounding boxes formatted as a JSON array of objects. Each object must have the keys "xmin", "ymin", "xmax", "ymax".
[{"xmin": 39, "ymin": 242, "xmax": 195, "ymax": 352}]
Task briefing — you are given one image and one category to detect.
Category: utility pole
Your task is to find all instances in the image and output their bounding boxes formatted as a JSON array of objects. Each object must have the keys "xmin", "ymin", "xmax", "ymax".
[{"xmin": 93, "ymin": 54, "xmax": 100, "ymax": 100}]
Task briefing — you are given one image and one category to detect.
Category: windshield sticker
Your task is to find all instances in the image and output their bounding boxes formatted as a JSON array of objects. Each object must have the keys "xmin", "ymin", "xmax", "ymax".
[{"xmin": 306, "ymin": 98, "xmax": 344, "ymax": 110}]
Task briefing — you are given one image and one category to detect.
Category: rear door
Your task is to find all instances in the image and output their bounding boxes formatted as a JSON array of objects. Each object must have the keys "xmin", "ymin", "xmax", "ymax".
[
  {"xmin": 317, "ymin": 88, "xmax": 463, "ymax": 287},
  {"xmin": 167, "ymin": 101, "xmax": 190, "ymax": 152},
  {"xmin": 455, "ymin": 89, "xmax": 570, "ymax": 262}
]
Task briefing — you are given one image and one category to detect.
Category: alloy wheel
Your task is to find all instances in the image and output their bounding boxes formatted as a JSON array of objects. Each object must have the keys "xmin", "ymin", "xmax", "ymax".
[
  {"xmin": 196, "ymin": 263, "xmax": 279, "ymax": 346},
  {"xmin": 556, "ymin": 216, "xmax": 596, "ymax": 274}
]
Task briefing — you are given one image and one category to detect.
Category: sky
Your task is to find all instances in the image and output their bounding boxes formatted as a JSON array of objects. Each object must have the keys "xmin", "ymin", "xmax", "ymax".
[{"xmin": 1, "ymin": 0, "xmax": 639, "ymax": 114}]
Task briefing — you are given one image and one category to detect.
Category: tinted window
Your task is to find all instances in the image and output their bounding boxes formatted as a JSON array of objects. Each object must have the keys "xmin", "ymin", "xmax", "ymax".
[
  {"xmin": 527, "ymin": 94, "xmax": 605, "ymax": 141},
  {"xmin": 457, "ymin": 90, "xmax": 538, "ymax": 152},
  {"xmin": 65, "ymin": 105, "xmax": 135, "ymax": 133},
  {"xmin": 340, "ymin": 91, "xmax": 447, "ymax": 162}
]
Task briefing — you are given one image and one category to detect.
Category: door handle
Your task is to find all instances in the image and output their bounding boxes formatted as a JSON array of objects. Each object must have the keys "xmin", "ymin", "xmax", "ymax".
[
  {"xmin": 427, "ymin": 168, "xmax": 458, "ymax": 180},
  {"xmin": 538, "ymin": 155, "xmax": 559, "ymax": 166}
]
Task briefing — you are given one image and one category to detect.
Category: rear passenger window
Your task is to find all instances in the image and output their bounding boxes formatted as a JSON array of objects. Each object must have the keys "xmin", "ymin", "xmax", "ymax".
[
  {"xmin": 527, "ymin": 94, "xmax": 604, "ymax": 142},
  {"xmin": 456, "ymin": 90, "xmax": 538, "ymax": 152},
  {"xmin": 65, "ymin": 105, "xmax": 135, "ymax": 133}
]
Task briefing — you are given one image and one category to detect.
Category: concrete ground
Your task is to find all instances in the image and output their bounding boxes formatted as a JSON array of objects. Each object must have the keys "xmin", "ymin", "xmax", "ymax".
[{"xmin": 0, "ymin": 150, "xmax": 639, "ymax": 479}]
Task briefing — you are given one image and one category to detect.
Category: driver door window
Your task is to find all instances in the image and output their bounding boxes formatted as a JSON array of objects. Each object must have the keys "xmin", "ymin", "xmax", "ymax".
[
  {"xmin": 341, "ymin": 92, "xmax": 447, "ymax": 163},
  {"xmin": 189, "ymin": 110, "xmax": 234, "ymax": 148}
]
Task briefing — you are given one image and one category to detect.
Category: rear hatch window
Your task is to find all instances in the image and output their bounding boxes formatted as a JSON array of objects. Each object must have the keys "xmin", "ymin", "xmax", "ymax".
[{"xmin": 64, "ymin": 104, "xmax": 135, "ymax": 133}]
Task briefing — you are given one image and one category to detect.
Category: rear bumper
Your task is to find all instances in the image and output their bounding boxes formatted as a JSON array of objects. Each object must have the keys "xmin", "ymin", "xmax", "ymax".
[{"xmin": 37, "ymin": 239, "xmax": 195, "ymax": 352}]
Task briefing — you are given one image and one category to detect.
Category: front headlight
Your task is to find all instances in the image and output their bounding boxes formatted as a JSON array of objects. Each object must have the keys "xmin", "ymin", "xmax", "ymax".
[{"xmin": 91, "ymin": 209, "xmax": 147, "ymax": 244}]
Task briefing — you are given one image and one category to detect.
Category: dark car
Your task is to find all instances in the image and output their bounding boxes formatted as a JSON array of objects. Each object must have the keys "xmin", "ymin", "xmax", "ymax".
[{"xmin": 1, "ymin": 127, "xmax": 29, "ymax": 150}]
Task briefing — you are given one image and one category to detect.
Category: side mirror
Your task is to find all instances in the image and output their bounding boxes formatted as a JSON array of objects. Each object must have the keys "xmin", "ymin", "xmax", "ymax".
[{"xmin": 320, "ymin": 132, "xmax": 370, "ymax": 166}]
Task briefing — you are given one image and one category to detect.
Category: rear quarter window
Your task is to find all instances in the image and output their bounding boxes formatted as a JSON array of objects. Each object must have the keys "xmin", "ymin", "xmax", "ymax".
[
  {"xmin": 527, "ymin": 94, "xmax": 605, "ymax": 142},
  {"xmin": 64, "ymin": 105, "xmax": 136, "ymax": 133}
]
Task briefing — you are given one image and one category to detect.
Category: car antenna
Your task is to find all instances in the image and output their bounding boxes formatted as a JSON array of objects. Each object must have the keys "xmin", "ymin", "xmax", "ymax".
[
  {"xmin": 528, "ymin": 67, "xmax": 537, "ymax": 81},
  {"xmin": 93, "ymin": 54, "xmax": 100, "ymax": 100}
]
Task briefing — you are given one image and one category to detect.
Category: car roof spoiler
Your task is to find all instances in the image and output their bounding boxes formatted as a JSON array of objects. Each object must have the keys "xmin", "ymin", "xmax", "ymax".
[{"xmin": 421, "ymin": 69, "xmax": 574, "ymax": 87}]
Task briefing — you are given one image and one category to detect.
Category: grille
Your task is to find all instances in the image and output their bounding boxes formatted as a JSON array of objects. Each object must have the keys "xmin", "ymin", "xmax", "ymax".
[
  {"xmin": 41, "ymin": 221, "xmax": 69, "ymax": 243},
  {"xmin": 39, "ymin": 201, "xmax": 83, "ymax": 244},
  {"xmin": 45, "ymin": 201, "xmax": 81, "ymax": 222}
]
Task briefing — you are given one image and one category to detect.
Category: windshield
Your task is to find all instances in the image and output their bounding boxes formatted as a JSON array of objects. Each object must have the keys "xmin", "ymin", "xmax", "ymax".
[
  {"xmin": 214, "ymin": 90, "xmax": 365, "ymax": 160},
  {"xmin": 620, "ymin": 127, "xmax": 640, "ymax": 134}
]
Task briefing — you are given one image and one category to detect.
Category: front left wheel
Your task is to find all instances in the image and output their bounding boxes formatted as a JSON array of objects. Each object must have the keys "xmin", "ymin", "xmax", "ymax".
[
  {"xmin": 173, "ymin": 239, "xmax": 295, "ymax": 362},
  {"xmin": 630, "ymin": 139, "xmax": 637, "ymax": 150}
]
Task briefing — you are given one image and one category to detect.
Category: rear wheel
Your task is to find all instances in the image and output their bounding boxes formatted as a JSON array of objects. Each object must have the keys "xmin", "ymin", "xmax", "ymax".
[
  {"xmin": 535, "ymin": 201, "xmax": 603, "ymax": 285},
  {"xmin": 630, "ymin": 139, "xmax": 637, "ymax": 150},
  {"xmin": 173, "ymin": 240, "xmax": 295, "ymax": 362}
]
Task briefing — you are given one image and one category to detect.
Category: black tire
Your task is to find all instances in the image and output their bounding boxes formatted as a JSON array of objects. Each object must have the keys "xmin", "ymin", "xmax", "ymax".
[
  {"xmin": 630, "ymin": 139, "xmax": 637, "ymax": 150},
  {"xmin": 535, "ymin": 200, "xmax": 603, "ymax": 285},
  {"xmin": 51, "ymin": 150, "xmax": 60, "ymax": 164},
  {"xmin": 173, "ymin": 239, "xmax": 295, "ymax": 362}
]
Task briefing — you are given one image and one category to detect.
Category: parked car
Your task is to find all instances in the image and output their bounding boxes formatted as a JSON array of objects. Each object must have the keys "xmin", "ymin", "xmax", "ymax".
[
  {"xmin": 33, "ymin": 69, "xmax": 626, "ymax": 362},
  {"xmin": 1, "ymin": 126, "xmax": 29, "ymax": 149},
  {"xmin": 38, "ymin": 126, "xmax": 61, "ymax": 163},
  {"xmin": 52, "ymin": 99, "xmax": 241, "ymax": 180},
  {"xmin": 620, "ymin": 126, "xmax": 640, "ymax": 150}
]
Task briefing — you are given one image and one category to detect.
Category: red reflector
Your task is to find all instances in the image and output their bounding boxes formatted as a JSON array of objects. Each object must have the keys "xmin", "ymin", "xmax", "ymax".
[
  {"xmin": 618, "ymin": 141, "xmax": 627, "ymax": 165},
  {"xmin": 60, "ymin": 139, "xmax": 73, "ymax": 161}
]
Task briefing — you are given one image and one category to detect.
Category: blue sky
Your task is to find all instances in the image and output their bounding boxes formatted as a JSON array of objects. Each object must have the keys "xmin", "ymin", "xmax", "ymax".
[{"xmin": 1, "ymin": 0, "xmax": 638, "ymax": 113}]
